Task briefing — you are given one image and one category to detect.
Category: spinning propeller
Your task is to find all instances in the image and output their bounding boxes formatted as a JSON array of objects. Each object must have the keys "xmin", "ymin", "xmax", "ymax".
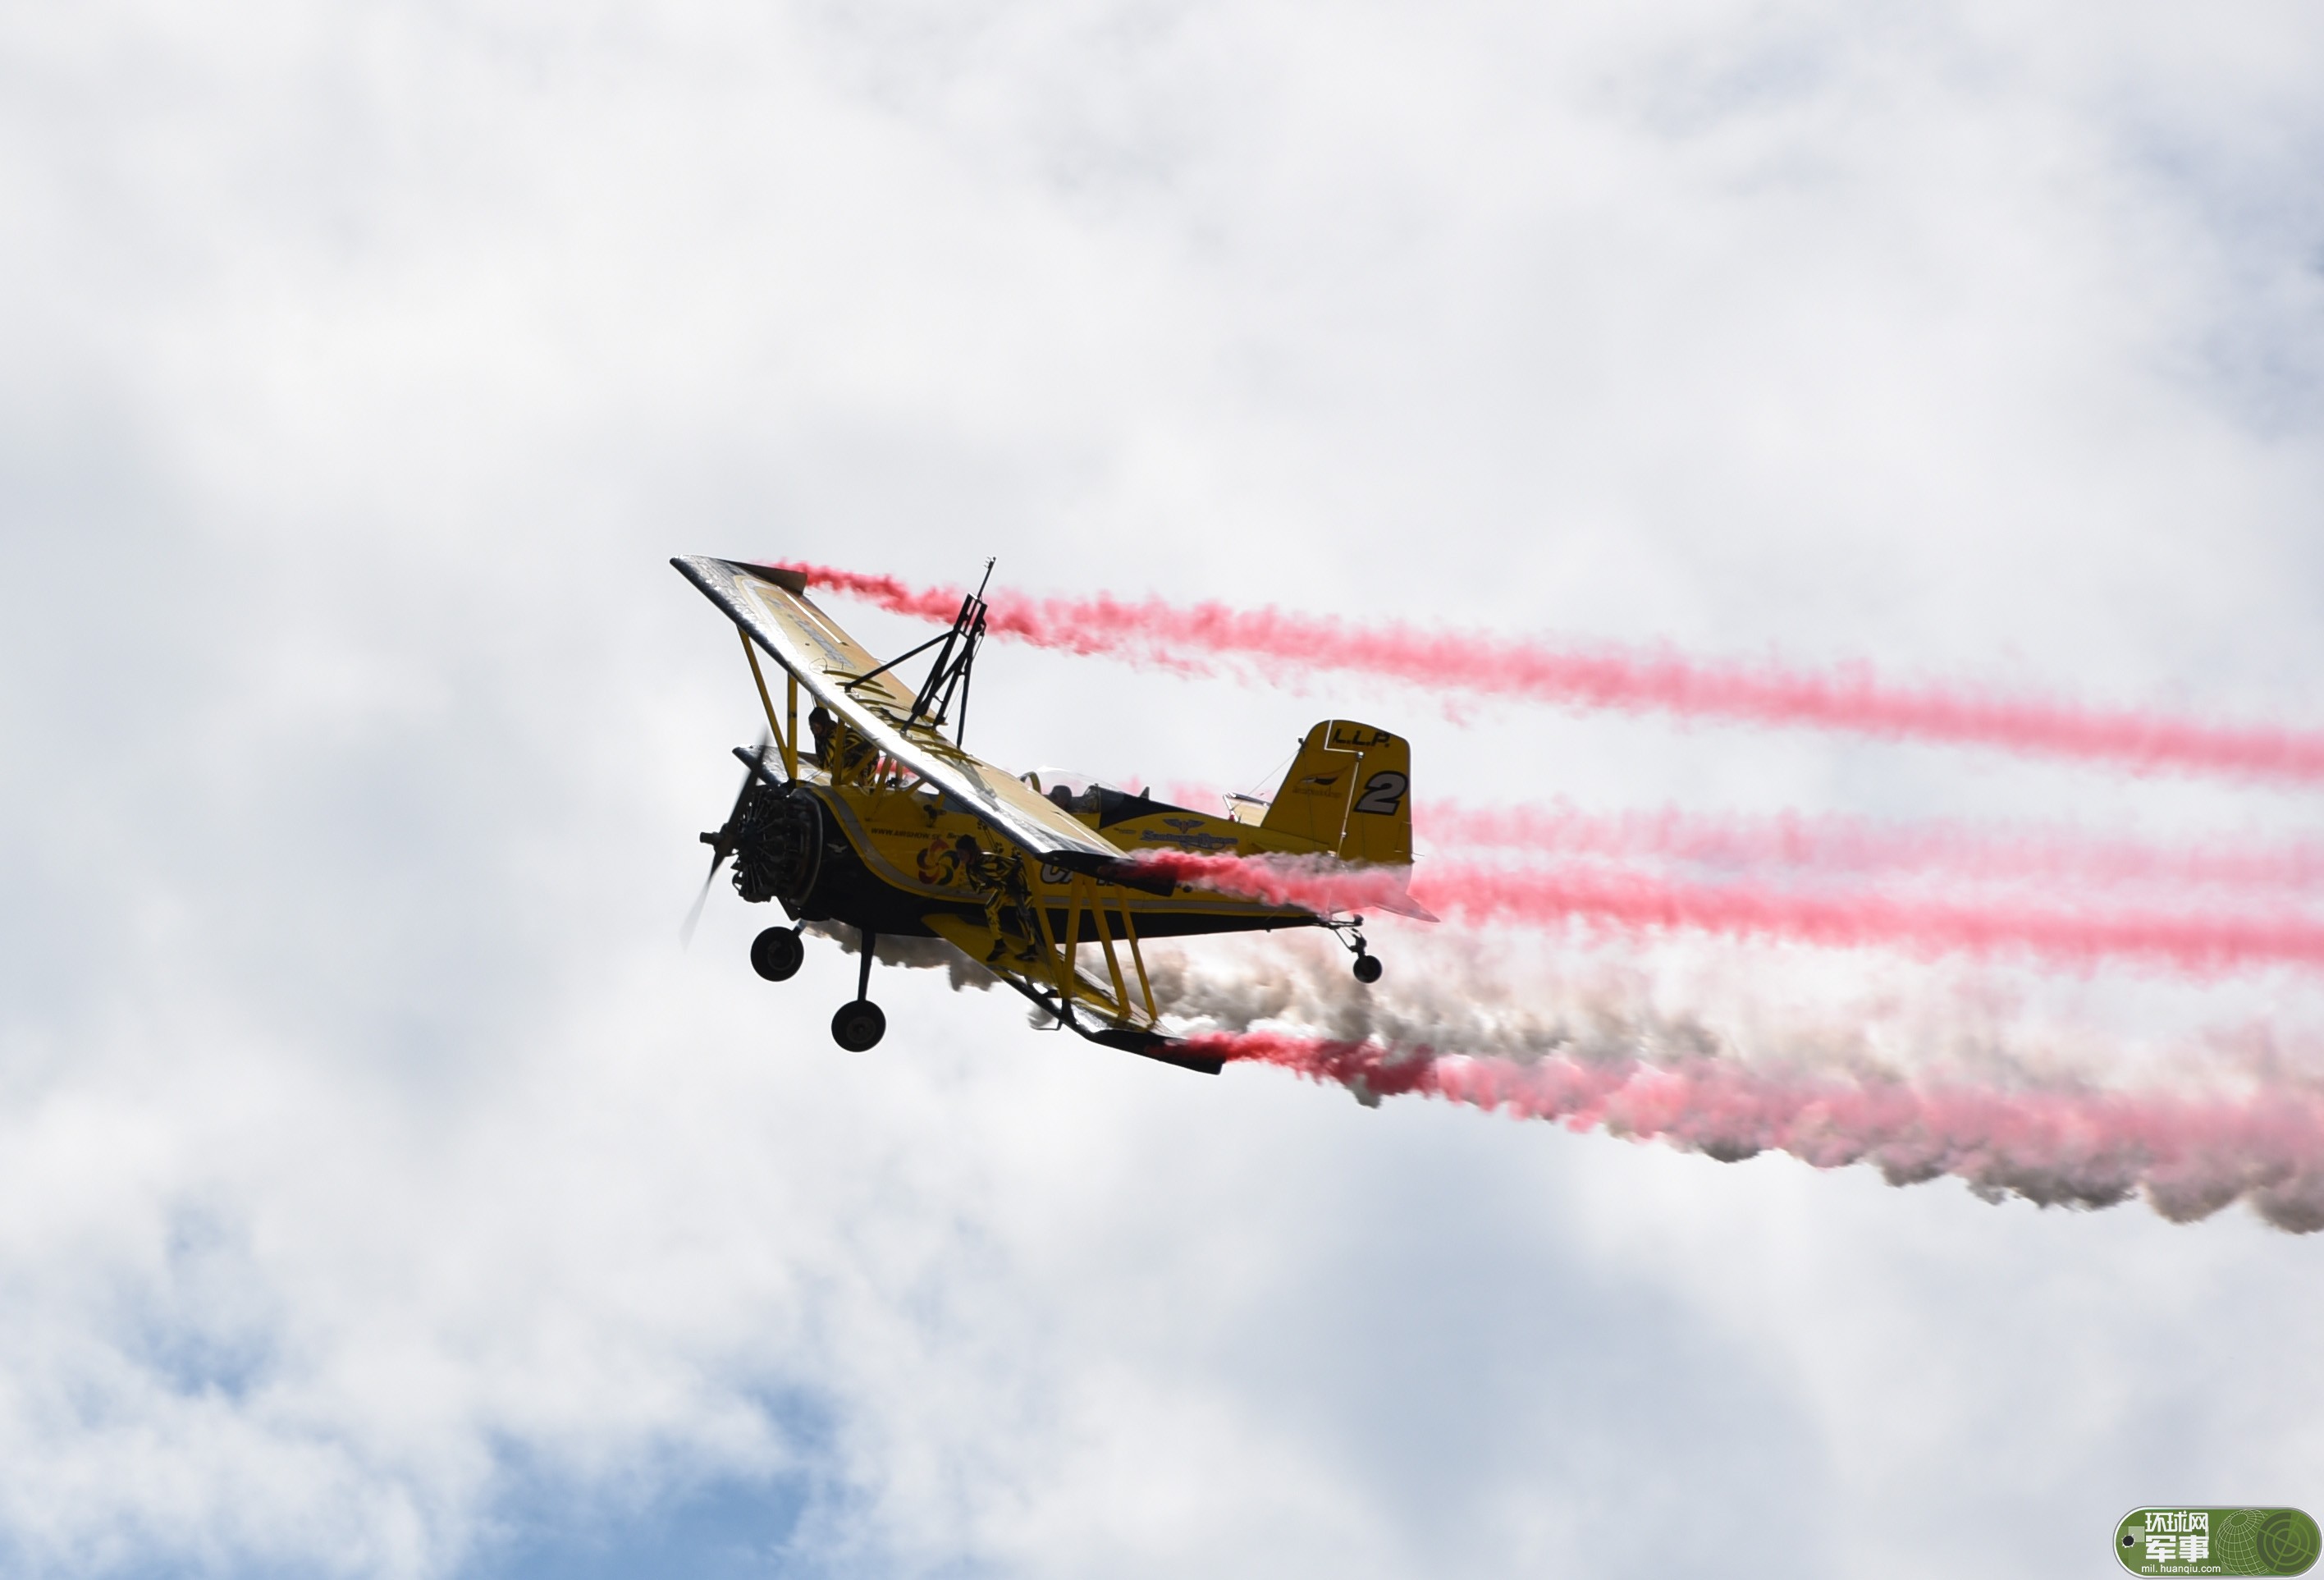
[{"xmin": 681, "ymin": 732, "xmax": 776, "ymax": 946}]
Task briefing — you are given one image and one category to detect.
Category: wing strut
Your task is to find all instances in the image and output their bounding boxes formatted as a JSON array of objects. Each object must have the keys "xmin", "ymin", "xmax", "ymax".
[
  {"xmin": 904, "ymin": 558, "xmax": 994, "ymax": 745},
  {"xmin": 740, "ymin": 628, "xmax": 794, "ymax": 777},
  {"xmin": 831, "ymin": 558, "xmax": 993, "ymax": 748},
  {"xmin": 847, "ymin": 627, "xmax": 957, "ymax": 694}
]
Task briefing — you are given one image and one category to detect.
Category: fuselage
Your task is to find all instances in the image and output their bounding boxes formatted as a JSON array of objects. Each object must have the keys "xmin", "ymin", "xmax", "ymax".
[{"xmin": 743, "ymin": 767, "xmax": 1323, "ymax": 944}]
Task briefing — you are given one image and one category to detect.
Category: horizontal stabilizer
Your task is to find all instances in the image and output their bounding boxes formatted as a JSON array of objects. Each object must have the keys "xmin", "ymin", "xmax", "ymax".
[{"xmin": 1372, "ymin": 886, "xmax": 1438, "ymax": 923}]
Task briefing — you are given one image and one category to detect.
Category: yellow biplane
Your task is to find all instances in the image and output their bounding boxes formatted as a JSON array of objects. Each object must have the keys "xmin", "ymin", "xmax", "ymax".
[{"xmin": 674, "ymin": 556, "xmax": 1418, "ymax": 1074}]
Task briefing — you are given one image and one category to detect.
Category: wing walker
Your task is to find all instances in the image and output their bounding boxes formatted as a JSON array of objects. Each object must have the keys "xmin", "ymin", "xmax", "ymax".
[{"xmin": 674, "ymin": 556, "xmax": 1420, "ymax": 1074}]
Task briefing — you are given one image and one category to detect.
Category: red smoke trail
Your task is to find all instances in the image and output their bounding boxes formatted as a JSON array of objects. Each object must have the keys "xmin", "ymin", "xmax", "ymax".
[
  {"xmin": 1418, "ymin": 802, "xmax": 2324, "ymax": 896},
  {"xmin": 1133, "ymin": 850, "xmax": 2324, "ymax": 978},
  {"xmin": 781, "ymin": 562, "xmax": 2324, "ymax": 783},
  {"xmin": 1189, "ymin": 1029, "xmax": 2324, "ymax": 1230},
  {"xmin": 1160, "ymin": 785, "xmax": 2324, "ymax": 896}
]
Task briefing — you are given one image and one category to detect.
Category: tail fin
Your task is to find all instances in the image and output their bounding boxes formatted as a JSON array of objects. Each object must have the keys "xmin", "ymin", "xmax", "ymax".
[{"xmin": 1260, "ymin": 721, "xmax": 1411, "ymax": 866}]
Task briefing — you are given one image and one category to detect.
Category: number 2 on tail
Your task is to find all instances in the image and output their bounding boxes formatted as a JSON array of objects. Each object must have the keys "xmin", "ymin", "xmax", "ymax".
[{"xmin": 1353, "ymin": 772, "xmax": 1407, "ymax": 815}]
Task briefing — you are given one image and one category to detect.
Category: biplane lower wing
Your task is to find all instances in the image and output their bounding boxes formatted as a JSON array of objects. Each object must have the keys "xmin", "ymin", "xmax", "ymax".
[
  {"xmin": 924, "ymin": 913, "xmax": 1224, "ymax": 1074},
  {"xmin": 673, "ymin": 555, "xmax": 1161, "ymax": 887}
]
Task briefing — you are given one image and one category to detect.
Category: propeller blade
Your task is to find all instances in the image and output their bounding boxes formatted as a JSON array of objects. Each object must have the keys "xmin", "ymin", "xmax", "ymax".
[
  {"xmin": 680, "ymin": 733, "xmax": 773, "ymax": 949},
  {"xmin": 679, "ymin": 854, "xmax": 721, "ymax": 948}
]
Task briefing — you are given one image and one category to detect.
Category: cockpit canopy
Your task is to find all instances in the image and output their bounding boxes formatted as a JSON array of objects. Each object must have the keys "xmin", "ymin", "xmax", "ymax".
[
  {"xmin": 1019, "ymin": 768, "xmax": 1125, "ymax": 815},
  {"xmin": 1019, "ymin": 768, "xmax": 1186, "ymax": 827}
]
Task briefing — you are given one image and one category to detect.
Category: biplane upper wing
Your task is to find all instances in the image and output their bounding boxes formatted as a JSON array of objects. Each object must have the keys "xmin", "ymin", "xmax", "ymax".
[{"xmin": 673, "ymin": 555, "xmax": 1156, "ymax": 881}]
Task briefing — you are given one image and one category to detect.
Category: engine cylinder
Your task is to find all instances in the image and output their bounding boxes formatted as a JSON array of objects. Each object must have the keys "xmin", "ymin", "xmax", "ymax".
[{"xmin": 731, "ymin": 782, "xmax": 822, "ymax": 907}]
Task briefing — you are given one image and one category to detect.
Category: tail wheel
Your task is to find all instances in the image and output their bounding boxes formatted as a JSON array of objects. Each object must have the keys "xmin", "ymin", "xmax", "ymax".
[
  {"xmin": 831, "ymin": 1001, "xmax": 887, "ymax": 1051},
  {"xmin": 751, "ymin": 927, "xmax": 804, "ymax": 982},
  {"xmin": 1352, "ymin": 954, "xmax": 1383, "ymax": 984}
]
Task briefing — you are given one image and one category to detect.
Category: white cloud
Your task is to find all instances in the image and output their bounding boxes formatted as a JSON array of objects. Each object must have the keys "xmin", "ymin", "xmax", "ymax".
[{"xmin": 3, "ymin": 1, "xmax": 2322, "ymax": 1574}]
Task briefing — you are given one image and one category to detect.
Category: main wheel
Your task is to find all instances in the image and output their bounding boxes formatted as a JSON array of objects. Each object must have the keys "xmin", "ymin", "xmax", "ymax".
[
  {"xmin": 751, "ymin": 926, "xmax": 805, "ymax": 982},
  {"xmin": 831, "ymin": 1001, "xmax": 886, "ymax": 1051},
  {"xmin": 1352, "ymin": 953, "xmax": 1384, "ymax": 983}
]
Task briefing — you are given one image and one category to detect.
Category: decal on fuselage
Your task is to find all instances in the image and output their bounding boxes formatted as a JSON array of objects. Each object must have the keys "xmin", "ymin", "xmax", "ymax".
[{"xmin": 1137, "ymin": 827, "xmax": 1240, "ymax": 852}]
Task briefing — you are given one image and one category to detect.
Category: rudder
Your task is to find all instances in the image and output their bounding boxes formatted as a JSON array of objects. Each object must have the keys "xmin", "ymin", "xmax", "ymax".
[{"xmin": 1260, "ymin": 720, "xmax": 1411, "ymax": 865}]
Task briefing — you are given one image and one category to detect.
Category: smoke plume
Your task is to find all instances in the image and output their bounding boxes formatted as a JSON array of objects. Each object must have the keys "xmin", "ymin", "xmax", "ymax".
[
  {"xmin": 1132, "ymin": 849, "xmax": 2324, "ymax": 979},
  {"xmin": 806, "ymin": 918, "xmax": 998, "ymax": 992},
  {"xmin": 757, "ymin": 565, "xmax": 2324, "ymax": 1230},
  {"xmin": 782, "ymin": 562, "xmax": 2324, "ymax": 784},
  {"xmin": 1194, "ymin": 1026, "xmax": 2324, "ymax": 1231},
  {"xmin": 793, "ymin": 900, "xmax": 2324, "ymax": 1230},
  {"xmin": 1143, "ymin": 931, "xmax": 2324, "ymax": 1230},
  {"xmin": 1417, "ymin": 801, "xmax": 2324, "ymax": 899}
]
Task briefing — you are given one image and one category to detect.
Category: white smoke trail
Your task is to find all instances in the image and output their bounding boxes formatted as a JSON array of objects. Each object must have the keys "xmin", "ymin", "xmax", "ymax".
[
  {"xmin": 803, "ymin": 918, "xmax": 1000, "ymax": 993},
  {"xmin": 1139, "ymin": 927, "xmax": 2170, "ymax": 1087},
  {"xmin": 789, "ymin": 910, "xmax": 2324, "ymax": 1225},
  {"xmin": 1142, "ymin": 927, "xmax": 2324, "ymax": 1227},
  {"xmin": 809, "ymin": 911, "xmax": 2322, "ymax": 1101},
  {"xmin": 1151, "ymin": 927, "xmax": 2324, "ymax": 1118}
]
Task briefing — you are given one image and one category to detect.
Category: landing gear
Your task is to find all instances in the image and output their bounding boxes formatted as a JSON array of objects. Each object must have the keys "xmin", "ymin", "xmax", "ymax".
[
  {"xmin": 832, "ymin": 1001, "xmax": 887, "ymax": 1051},
  {"xmin": 1327, "ymin": 914, "xmax": 1383, "ymax": 984},
  {"xmin": 751, "ymin": 926, "xmax": 804, "ymax": 982},
  {"xmin": 830, "ymin": 925, "xmax": 886, "ymax": 1051}
]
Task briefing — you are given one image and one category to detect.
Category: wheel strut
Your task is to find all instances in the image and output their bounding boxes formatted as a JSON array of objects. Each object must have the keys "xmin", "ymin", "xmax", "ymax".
[
  {"xmin": 1327, "ymin": 914, "xmax": 1382, "ymax": 983},
  {"xmin": 831, "ymin": 925, "xmax": 887, "ymax": 1051}
]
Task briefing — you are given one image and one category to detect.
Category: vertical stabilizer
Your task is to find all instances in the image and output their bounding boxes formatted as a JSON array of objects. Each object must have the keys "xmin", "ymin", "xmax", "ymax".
[{"xmin": 1260, "ymin": 721, "xmax": 1411, "ymax": 865}]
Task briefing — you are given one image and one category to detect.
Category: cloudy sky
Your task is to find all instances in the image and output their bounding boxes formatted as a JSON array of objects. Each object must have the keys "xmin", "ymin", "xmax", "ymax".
[{"xmin": 5, "ymin": 2, "xmax": 2323, "ymax": 1575}]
